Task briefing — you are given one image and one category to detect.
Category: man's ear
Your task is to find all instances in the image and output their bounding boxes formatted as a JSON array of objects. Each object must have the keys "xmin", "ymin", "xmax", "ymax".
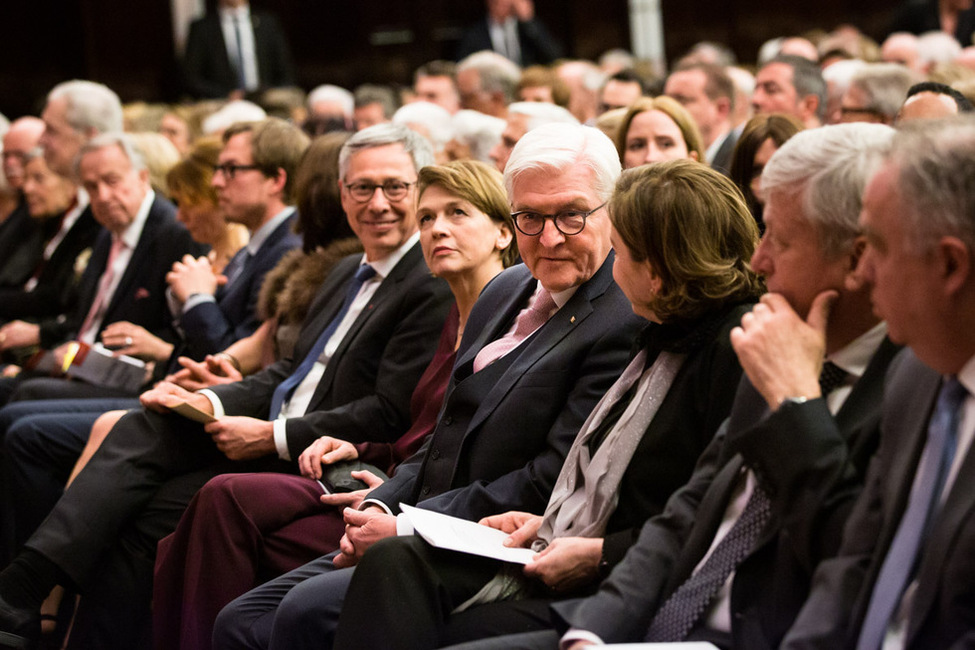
[
  {"xmin": 268, "ymin": 167, "xmax": 288, "ymax": 196},
  {"xmin": 714, "ymin": 96, "xmax": 732, "ymax": 120},
  {"xmin": 799, "ymin": 94, "xmax": 820, "ymax": 124},
  {"xmin": 843, "ymin": 236, "xmax": 867, "ymax": 291},
  {"xmin": 939, "ymin": 235, "xmax": 971, "ymax": 296}
]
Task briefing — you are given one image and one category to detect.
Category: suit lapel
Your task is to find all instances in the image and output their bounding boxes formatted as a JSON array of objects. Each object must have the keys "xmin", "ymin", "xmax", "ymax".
[
  {"xmin": 455, "ymin": 270, "xmax": 536, "ymax": 372},
  {"xmin": 463, "ymin": 254, "xmax": 613, "ymax": 436},
  {"xmin": 102, "ymin": 199, "xmax": 163, "ymax": 323},
  {"xmin": 308, "ymin": 243, "xmax": 424, "ymax": 408}
]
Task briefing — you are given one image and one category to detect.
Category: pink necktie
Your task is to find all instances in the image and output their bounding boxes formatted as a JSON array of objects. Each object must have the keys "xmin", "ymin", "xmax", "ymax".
[
  {"xmin": 78, "ymin": 237, "xmax": 126, "ymax": 344},
  {"xmin": 473, "ymin": 288, "xmax": 556, "ymax": 372}
]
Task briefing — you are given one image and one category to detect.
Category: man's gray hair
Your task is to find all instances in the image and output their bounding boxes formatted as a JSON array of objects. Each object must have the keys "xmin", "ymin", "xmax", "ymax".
[
  {"xmin": 504, "ymin": 123, "xmax": 621, "ymax": 203},
  {"xmin": 850, "ymin": 63, "xmax": 918, "ymax": 120},
  {"xmin": 307, "ymin": 84, "xmax": 354, "ymax": 118},
  {"xmin": 888, "ymin": 116, "xmax": 975, "ymax": 253},
  {"xmin": 507, "ymin": 102, "xmax": 580, "ymax": 131},
  {"xmin": 457, "ymin": 51, "xmax": 521, "ymax": 104},
  {"xmin": 48, "ymin": 80, "xmax": 123, "ymax": 136},
  {"xmin": 450, "ymin": 110, "xmax": 506, "ymax": 163},
  {"xmin": 762, "ymin": 123, "xmax": 895, "ymax": 258},
  {"xmin": 338, "ymin": 122, "xmax": 435, "ymax": 179},
  {"xmin": 392, "ymin": 102, "xmax": 454, "ymax": 154},
  {"xmin": 76, "ymin": 132, "xmax": 148, "ymax": 175},
  {"xmin": 767, "ymin": 55, "xmax": 827, "ymax": 122}
]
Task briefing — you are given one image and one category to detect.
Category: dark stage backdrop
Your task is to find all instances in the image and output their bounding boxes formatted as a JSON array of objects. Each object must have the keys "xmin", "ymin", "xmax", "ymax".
[{"xmin": 0, "ymin": 0, "xmax": 896, "ymax": 119}]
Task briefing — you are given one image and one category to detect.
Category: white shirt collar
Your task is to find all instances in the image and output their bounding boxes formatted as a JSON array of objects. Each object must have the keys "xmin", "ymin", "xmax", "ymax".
[
  {"xmin": 363, "ymin": 231, "xmax": 420, "ymax": 279},
  {"xmin": 828, "ymin": 321, "xmax": 888, "ymax": 380},
  {"xmin": 247, "ymin": 207, "xmax": 293, "ymax": 255},
  {"xmin": 119, "ymin": 189, "xmax": 155, "ymax": 250}
]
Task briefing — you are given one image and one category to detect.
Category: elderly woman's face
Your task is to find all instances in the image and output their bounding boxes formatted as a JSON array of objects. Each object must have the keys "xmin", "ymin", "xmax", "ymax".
[
  {"xmin": 623, "ymin": 109, "xmax": 695, "ymax": 170},
  {"xmin": 22, "ymin": 156, "xmax": 75, "ymax": 219},
  {"xmin": 610, "ymin": 224, "xmax": 662, "ymax": 322}
]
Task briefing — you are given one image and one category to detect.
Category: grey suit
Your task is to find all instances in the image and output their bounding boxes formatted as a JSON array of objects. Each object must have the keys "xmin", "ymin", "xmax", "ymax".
[{"xmin": 782, "ymin": 348, "xmax": 975, "ymax": 650}]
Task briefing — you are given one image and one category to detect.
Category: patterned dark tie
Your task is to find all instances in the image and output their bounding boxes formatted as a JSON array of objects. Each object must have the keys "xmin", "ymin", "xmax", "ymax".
[
  {"xmin": 819, "ymin": 360, "xmax": 848, "ymax": 397},
  {"xmin": 644, "ymin": 482, "xmax": 772, "ymax": 641}
]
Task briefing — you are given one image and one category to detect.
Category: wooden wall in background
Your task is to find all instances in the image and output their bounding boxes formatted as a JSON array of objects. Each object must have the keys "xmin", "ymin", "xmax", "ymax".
[{"xmin": 1, "ymin": 0, "xmax": 898, "ymax": 120}]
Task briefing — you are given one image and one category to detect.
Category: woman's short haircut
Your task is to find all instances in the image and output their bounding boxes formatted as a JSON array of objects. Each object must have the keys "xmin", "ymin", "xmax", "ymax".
[
  {"xmin": 610, "ymin": 159, "xmax": 764, "ymax": 322},
  {"xmin": 166, "ymin": 137, "xmax": 222, "ymax": 207},
  {"xmin": 223, "ymin": 118, "xmax": 311, "ymax": 204},
  {"xmin": 504, "ymin": 123, "xmax": 621, "ymax": 203},
  {"xmin": 615, "ymin": 96, "xmax": 705, "ymax": 163},
  {"xmin": 417, "ymin": 159, "xmax": 518, "ymax": 267}
]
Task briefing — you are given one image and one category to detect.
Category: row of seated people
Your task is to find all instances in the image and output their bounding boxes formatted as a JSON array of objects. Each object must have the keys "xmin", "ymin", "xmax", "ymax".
[{"xmin": 0, "ymin": 81, "xmax": 972, "ymax": 650}]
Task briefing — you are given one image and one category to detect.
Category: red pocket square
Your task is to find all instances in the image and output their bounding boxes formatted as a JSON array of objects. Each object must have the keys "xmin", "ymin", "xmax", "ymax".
[{"xmin": 134, "ymin": 287, "xmax": 151, "ymax": 300}]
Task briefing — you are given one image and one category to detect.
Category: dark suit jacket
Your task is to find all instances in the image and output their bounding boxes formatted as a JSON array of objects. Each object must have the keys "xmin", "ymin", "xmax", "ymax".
[
  {"xmin": 709, "ymin": 129, "xmax": 739, "ymax": 178},
  {"xmin": 210, "ymin": 243, "xmax": 454, "ymax": 460},
  {"xmin": 182, "ymin": 10, "xmax": 295, "ymax": 98},
  {"xmin": 0, "ymin": 202, "xmax": 40, "ymax": 289},
  {"xmin": 36, "ymin": 194, "xmax": 205, "ymax": 349},
  {"xmin": 0, "ymin": 205, "xmax": 102, "ymax": 322},
  {"xmin": 553, "ymin": 337, "xmax": 900, "ymax": 649},
  {"xmin": 175, "ymin": 211, "xmax": 300, "ymax": 363},
  {"xmin": 455, "ymin": 17, "xmax": 562, "ymax": 66},
  {"xmin": 366, "ymin": 256, "xmax": 644, "ymax": 523},
  {"xmin": 783, "ymin": 349, "xmax": 975, "ymax": 650}
]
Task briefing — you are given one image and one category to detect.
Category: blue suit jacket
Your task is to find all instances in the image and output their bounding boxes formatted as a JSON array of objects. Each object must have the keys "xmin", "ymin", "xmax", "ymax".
[{"xmin": 176, "ymin": 211, "xmax": 301, "ymax": 362}]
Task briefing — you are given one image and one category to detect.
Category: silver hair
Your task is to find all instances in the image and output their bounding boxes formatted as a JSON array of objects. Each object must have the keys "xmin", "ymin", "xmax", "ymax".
[
  {"xmin": 457, "ymin": 51, "xmax": 521, "ymax": 104},
  {"xmin": 202, "ymin": 100, "xmax": 267, "ymax": 135},
  {"xmin": 822, "ymin": 59, "xmax": 868, "ymax": 95},
  {"xmin": 307, "ymin": 84, "xmax": 355, "ymax": 118},
  {"xmin": 888, "ymin": 116, "xmax": 975, "ymax": 253},
  {"xmin": 338, "ymin": 122, "xmax": 435, "ymax": 179},
  {"xmin": 76, "ymin": 132, "xmax": 148, "ymax": 174},
  {"xmin": 762, "ymin": 123, "xmax": 895, "ymax": 258},
  {"xmin": 48, "ymin": 80, "xmax": 123, "ymax": 135},
  {"xmin": 392, "ymin": 101, "xmax": 454, "ymax": 153},
  {"xmin": 850, "ymin": 63, "xmax": 919, "ymax": 119},
  {"xmin": 507, "ymin": 102, "xmax": 580, "ymax": 131},
  {"xmin": 449, "ymin": 110, "xmax": 506, "ymax": 163},
  {"xmin": 503, "ymin": 123, "xmax": 621, "ymax": 203},
  {"xmin": 917, "ymin": 30, "xmax": 962, "ymax": 66}
]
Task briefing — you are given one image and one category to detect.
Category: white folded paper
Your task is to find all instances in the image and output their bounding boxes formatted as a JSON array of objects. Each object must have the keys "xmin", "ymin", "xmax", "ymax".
[{"xmin": 400, "ymin": 503, "xmax": 537, "ymax": 564}]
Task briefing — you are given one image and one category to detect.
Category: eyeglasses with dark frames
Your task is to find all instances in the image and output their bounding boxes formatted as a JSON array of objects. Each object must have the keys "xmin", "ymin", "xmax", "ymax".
[
  {"xmin": 511, "ymin": 202, "xmax": 607, "ymax": 236},
  {"xmin": 344, "ymin": 180, "xmax": 415, "ymax": 202},
  {"xmin": 212, "ymin": 163, "xmax": 262, "ymax": 179}
]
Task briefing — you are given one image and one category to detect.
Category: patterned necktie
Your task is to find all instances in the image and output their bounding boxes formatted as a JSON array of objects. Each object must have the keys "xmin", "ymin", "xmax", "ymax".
[
  {"xmin": 855, "ymin": 377, "xmax": 968, "ymax": 650},
  {"xmin": 644, "ymin": 483, "xmax": 772, "ymax": 642},
  {"xmin": 473, "ymin": 288, "xmax": 555, "ymax": 372},
  {"xmin": 268, "ymin": 264, "xmax": 376, "ymax": 419},
  {"xmin": 78, "ymin": 236, "xmax": 127, "ymax": 344},
  {"xmin": 819, "ymin": 360, "xmax": 848, "ymax": 397}
]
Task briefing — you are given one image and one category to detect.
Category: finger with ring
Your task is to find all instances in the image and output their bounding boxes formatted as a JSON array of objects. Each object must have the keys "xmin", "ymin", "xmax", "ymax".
[{"xmin": 125, "ymin": 336, "xmax": 134, "ymax": 346}]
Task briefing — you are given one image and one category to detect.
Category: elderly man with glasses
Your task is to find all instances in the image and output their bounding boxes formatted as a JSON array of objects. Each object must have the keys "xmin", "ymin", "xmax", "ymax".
[{"xmin": 210, "ymin": 122, "xmax": 644, "ymax": 650}]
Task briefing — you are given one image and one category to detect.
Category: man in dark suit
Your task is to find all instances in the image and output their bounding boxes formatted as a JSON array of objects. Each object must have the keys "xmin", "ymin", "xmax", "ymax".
[
  {"xmin": 182, "ymin": 0, "xmax": 295, "ymax": 99},
  {"xmin": 0, "ymin": 123, "xmax": 453, "ymax": 648},
  {"xmin": 0, "ymin": 132, "xmax": 205, "ymax": 402},
  {"xmin": 664, "ymin": 63, "xmax": 739, "ymax": 176},
  {"xmin": 0, "ymin": 118, "xmax": 305, "ymax": 564},
  {"xmin": 781, "ymin": 117, "xmax": 975, "ymax": 650},
  {"xmin": 210, "ymin": 122, "xmax": 642, "ymax": 650},
  {"xmin": 0, "ymin": 117, "xmax": 48, "ymax": 291},
  {"xmin": 456, "ymin": 0, "xmax": 562, "ymax": 67},
  {"xmin": 440, "ymin": 123, "xmax": 900, "ymax": 650}
]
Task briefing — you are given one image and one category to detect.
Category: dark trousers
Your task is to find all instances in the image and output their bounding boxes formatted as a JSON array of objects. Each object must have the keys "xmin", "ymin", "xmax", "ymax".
[{"xmin": 153, "ymin": 472, "xmax": 345, "ymax": 650}]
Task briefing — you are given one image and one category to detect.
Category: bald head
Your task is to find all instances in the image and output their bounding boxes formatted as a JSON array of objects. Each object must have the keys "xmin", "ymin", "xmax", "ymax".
[{"xmin": 3, "ymin": 117, "xmax": 46, "ymax": 190}]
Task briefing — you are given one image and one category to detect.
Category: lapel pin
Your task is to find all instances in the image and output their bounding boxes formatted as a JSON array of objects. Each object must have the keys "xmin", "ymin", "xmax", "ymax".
[{"xmin": 570, "ymin": 316, "xmax": 576, "ymax": 323}]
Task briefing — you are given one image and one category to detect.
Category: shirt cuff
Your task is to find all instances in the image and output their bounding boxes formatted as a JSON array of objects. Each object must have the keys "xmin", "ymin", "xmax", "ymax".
[
  {"xmin": 560, "ymin": 630, "xmax": 605, "ymax": 648},
  {"xmin": 360, "ymin": 498, "xmax": 393, "ymax": 515},
  {"xmin": 165, "ymin": 287, "xmax": 181, "ymax": 320},
  {"xmin": 182, "ymin": 292, "xmax": 217, "ymax": 315},
  {"xmin": 199, "ymin": 389, "xmax": 225, "ymax": 418},
  {"xmin": 395, "ymin": 512, "xmax": 414, "ymax": 536},
  {"xmin": 273, "ymin": 418, "xmax": 291, "ymax": 460}
]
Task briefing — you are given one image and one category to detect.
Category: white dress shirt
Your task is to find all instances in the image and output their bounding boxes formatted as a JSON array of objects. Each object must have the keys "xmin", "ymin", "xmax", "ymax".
[{"xmin": 219, "ymin": 4, "xmax": 259, "ymax": 91}]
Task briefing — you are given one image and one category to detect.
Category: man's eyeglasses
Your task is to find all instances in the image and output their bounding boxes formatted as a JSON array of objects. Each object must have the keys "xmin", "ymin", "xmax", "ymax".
[
  {"xmin": 212, "ymin": 163, "xmax": 262, "ymax": 179},
  {"xmin": 511, "ymin": 202, "xmax": 606, "ymax": 236},
  {"xmin": 344, "ymin": 180, "xmax": 414, "ymax": 203}
]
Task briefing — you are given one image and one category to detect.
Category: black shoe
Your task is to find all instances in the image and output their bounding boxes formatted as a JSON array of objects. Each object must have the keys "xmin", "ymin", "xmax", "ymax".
[{"xmin": 0, "ymin": 592, "xmax": 38, "ymax": 649}]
